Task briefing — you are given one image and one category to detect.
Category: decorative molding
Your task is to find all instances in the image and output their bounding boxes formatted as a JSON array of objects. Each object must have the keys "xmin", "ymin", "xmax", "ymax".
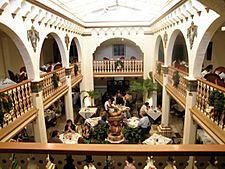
[
  {"xmin": 163, "ymin": 31, "xmax": 168, "ymax": 48},
  {"xmin": 187, "ymin": 21, "xmax": 198, "ymax": 49},
  {"xmin": 65, "ymin": 34, "xmax": 70, "ymax": 50},
  {"xmin": 185, "ymin": 78, "xmax": 197, "ymax": 92},
  {"xmin": 31, "ymin": 81, "xmax": 43, "ymax": 93},
  {"xmin": 65, "ymin": 68, "xmax": 72, "ymax": 76},
  {"xmin": 27, "ymin": 26, "xmax": 40, "ymax": 52},
  {"xmin": 162, "ymin": 65, "xmax": 168, "ymax": 74}
]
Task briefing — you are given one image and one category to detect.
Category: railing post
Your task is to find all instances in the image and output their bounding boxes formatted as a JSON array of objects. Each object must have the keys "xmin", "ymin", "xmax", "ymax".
[
  {"xmin": 31, "ymin": 79, "xmax": 47, "ymax": 143},
  {"xmin": 64, "ymin": 68, "xmax": 74, "ymax": 121},
  {"xmin": 183, "ymin": 77, "xmax": 198, "ymax": 144}
]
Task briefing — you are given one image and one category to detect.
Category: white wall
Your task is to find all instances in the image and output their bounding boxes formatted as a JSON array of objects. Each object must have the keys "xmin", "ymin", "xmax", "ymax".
[
  {"xmin": 0, "ymin": 36, "xmax": 24, "ymax": 80},
  {"xmin": 94, "ymin": 44, "xmax": 142, "ymax": 60},
  {"xmin": 203, "ymin": 30, "xmax": 225, "ymax": 70}
]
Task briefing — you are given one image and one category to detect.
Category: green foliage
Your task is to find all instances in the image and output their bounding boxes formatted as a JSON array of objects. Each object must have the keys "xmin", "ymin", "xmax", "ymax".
[
  {"xmin": 208, "ymin": 90, "xmax": 225, "ymax": 115},
  {"xmin": 172, "ymin": 71, "xmax": 180, "ymax": 87},
  {"xmin": 74, "ymin": 64, "xmax": 78, "ymax": 75},
  {"xmin": 115, "ymin": 60, "xmax": 124, "ymax": 69},
  {"xmin": 123, "ymin": 126, "xmax": 144, "ymax": 144},
  {"xmin": 129, "ymin": 72, "xmax": 157, "ymax": 98},
  {"xmin": 92, "ymin": 124, "xmax": 109, "ymax": 144},
  {"xmin": 52, "ymin": 72, "xmax": 60, "ymax": 88},
  {"xmin": 81, "ymin": 90, "xmax": 100, "ymax": 106},
  {"xmin": 156, "ymin": 63, "xmax": 161, "ymax": 74},
  {"xmin": 0, "ymin": 93, "xmax": 13, "ymax": 124},
  {"xmin": 10, "ymin": 154, "xmax": 19, "ymax": 169}
]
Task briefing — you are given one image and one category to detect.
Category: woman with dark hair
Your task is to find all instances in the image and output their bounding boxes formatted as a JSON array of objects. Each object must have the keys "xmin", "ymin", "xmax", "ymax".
[
  {"xmin": 124, "ymin": 156, "xmax": 136, "ymax": 169},
  {"xmin": 64, "ymin": 119, "xmax": 76, "ymax": 133}
]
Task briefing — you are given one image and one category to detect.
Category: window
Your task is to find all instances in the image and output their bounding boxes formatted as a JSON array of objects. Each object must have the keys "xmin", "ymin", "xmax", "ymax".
[{"xmin": 113, "ymin": 44, "xmax": 125, "ymax": 56}]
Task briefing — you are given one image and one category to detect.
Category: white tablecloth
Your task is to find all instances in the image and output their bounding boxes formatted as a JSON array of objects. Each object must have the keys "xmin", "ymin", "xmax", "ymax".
[
  {"xmin": 59, "ymin": 133, "xmax": 81, "ymax": 144},
  {"xmin": 126, "ymin": 117, "xmax": 140, "ymax": 128},
  {"xmin": 79, "ymin": 107, "xmax": 97, "ymax": 119},
  {"xmin": 147, "ymin": 109, "xmax": 162, "ymax": 121},
  {"xmin": 85, "ymin": 117, "xmax": 101, "ymax": 127},
  {"xmin": 143, "ymin": 133, "xmax": 172, "ymax": 145}
]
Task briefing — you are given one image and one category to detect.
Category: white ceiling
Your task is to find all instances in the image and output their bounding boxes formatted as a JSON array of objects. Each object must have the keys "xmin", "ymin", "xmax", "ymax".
[{"xmin": 51, "ymin": 0, "xmax": 171, "ymax": 23}]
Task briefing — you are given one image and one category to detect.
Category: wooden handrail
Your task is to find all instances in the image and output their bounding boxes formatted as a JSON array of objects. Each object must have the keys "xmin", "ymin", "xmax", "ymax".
[
  {"xmin": 40, "ymin": 67, "xmax": 65, "ymax": 78},
  {"xmin": 0, "ymin": 143, "xmax": 225, "ymax": 156},
  {"xmin": 0, "ymin": 80, "xmax": 31, "ymax": 92},
  {"xmin": 197, "ymin": 78, "xmax": 225, "ymax": 92},
  {"xmin": 168, "ymin": 66, "xmax": 188, "ymax": 76}
]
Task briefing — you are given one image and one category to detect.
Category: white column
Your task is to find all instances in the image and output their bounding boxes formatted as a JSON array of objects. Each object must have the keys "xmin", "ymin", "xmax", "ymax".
[
  {"xmin": 161, "ymin": 65, "xmax": 170, "ymax": 127},
  {"xmin": 31, "ymin": 80, "xmax": 47, "ymax": 143},
  {"xmin": 183, "ymin": 78, "xmax": 197, "ymax": 144},
  {"xmin": 64, "ymin": 68, "xmax": 74, "ymax": 121}
]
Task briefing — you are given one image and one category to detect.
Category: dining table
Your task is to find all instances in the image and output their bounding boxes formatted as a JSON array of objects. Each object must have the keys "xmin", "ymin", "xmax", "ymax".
[
  {"xmin": 142, "ymin": 133, "xmax": 172, "ymax": 145},
  {"xmin": 79, "ymin": 107, "xmax": 98, "ymax": 119},
  {"xmin": 59, "ymin": 132, "xmax": 82, "ymax": 144}
]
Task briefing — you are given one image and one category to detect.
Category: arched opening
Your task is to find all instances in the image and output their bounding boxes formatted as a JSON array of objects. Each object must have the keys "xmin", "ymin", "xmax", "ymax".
[
  {"xmin": 40, "ymin": 33, "xmax": 63, "ymax": 72},
  {"xmin": 69, "ymin": 39, "xmax": 78, "ymax": 63},
  {"xmin": 171, "ymin": 31, "xmax": 188, "ymax": 72},
  {"xmin": 199, "ymin": 20, "xmax": 225, "ymax": 87},
  {"xmin": 93, "ymin": 38, "xmax": 144, "ymax": 108},
  {"xmin": 93, "ymin": 37, "xmax": 144, "ymax": 60},
  {"xmin": 158, "ymin": 37, "xmax": 164, "ymax": 63},
  {"xmin": 0, "ymin": 27, "xmax": 30, "ymax": 85}
]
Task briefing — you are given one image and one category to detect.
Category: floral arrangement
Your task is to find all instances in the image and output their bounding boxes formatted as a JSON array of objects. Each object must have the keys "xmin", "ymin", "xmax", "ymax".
[
  {"xmin": 172, "ymin": 71, "xmax": 180, "ymax": 87},
  {"xmin": 115, "ymin": 59, "xmax": 124, "ymax": 69},
  {"xmin": 0, "ymin": 93, "xmax": 13, "ymax": 124},
  {"xmin": 156, "ymin": 63, "xmax": 161, "ymax": 74},
  {"xmin": 74, "ymin": 64, "xmax": 78, "ymax": 75},
  {"xmin": 52, "ymin": 72, "xmax": 60, "ymax": 88}
]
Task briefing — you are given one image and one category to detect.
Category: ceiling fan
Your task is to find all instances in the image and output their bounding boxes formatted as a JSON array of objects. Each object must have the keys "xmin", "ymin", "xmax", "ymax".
[{"xmin": 91, "ymin": 0, "xmax": 140, "ymax": 14}]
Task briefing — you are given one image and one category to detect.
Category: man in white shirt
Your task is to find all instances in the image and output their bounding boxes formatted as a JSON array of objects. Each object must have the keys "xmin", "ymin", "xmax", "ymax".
[
  {"xmin": 138, "ymin": 112, "xmax": 151, "ymax": 135},
  {"xmin": 139, "ymin": 102, "xmax": 149, "ymax": 117},
  {"xmin": 104, "ymin": 98, "xmax": 112, "ymax": 113}
]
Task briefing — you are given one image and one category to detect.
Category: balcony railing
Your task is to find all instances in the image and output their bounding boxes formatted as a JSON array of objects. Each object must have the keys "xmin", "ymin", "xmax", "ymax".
[
  {"xmin": 168, "ymin": 66, "xmax": 188, "ymax": 101},
  {"xmin": 195, "ymin": 78, "xmax": 225, "ymax": 129},
  {"xmin": 93, "ymin": 60, "xmax": 143, "ymax": 76},
  {"xmin": 0, "ymin": 143, "xmax": 225, "ymax": 169},
  {"xmin": 71, "ymin": 62, "xmax": 83, "ymax": 87},
  {"xmin": 41, "ymin": 68, "xmax": 67, "ymax": 108},
  {"xmin": 0, "ymin": 80, "xmax": 34, "ymax": 129},
  {"xmin": 154, "ymin": 61, "xmax": 163, "ymax": 85}
]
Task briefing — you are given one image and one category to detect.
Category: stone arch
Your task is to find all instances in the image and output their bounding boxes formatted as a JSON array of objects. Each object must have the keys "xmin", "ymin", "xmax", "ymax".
[
  {"xmin": 69, "ymin": 37, "xmax": 82, "ymax": 63},
  {"xmin": 0, "ymin": 23, "xmax": 35, "ymax": 79},
  {"xmin": 193, "ymin": 17, "xmax": 225, "ymax": 77},
  {"xmin": 154, "ymin": 35, "xmax": 164, "ymax": 63},
  {"xmin": 39, "ymin": 32, "xmax": 67, "ymax": 68},
  {"xmin": 93, "ymin": 37, "xmax": 144, "ymax": 60},
  {"xmin": 166, "ymin": 29, "xmax": 188, "ymax": 70}
]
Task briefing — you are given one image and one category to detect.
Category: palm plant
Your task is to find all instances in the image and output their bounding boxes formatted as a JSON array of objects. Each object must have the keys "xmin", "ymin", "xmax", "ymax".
[
  {"xmin": 129, "ymin": 72, "xmax": 157, "ymax": 101},
  {"xmin": 81, "ymin": 90, "xmax": 100, "ymax": 106}
]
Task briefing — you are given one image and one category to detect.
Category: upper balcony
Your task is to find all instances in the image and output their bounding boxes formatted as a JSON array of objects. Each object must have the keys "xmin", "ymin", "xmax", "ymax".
[{"xmin": 93, "ymin": 59, "xmax": 143, "ymax": 77}]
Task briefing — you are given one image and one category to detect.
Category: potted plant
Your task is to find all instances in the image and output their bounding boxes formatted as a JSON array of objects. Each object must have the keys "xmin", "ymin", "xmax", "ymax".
[
  {"xmin": 172, "ymin": 71, "xmax": 180, "ymax": 87},
  {"xmin": 74, "ymin": 64, "xmax": 79, "ymax": 75},
  {"xmin": 115, "ymin": 59, "xmax": 124, "ymax": 69},
  {"xmin": 123, "ymin": 126, "xmax": 144, "ymax": 143},
  {"xmin": 129, "ymin": 72, "xmax": 157, "ymax": 101},
  {"xmin": 0, "ymin": 93, "xmax": 13, "ymax": 125},
  {"xmin": 156, "ymin": 63, "xmax": 161, "ymax": 74},
  {"xmin": 81, "ymin": 90, "xmax": 100, "ymax": 107},
  {"xmin": 52, "ymin": 72, "xmax": 60, "ymax": 88},
  {"xmin": 92, "ymin": 124, "xmax": 109, "ymax": 144},
  {"xmin": 208, "ymin": 90, "xmax": 225, "ymax": 124}
]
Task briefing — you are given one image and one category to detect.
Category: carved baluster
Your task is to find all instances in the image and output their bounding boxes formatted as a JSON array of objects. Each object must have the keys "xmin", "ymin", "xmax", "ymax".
[
  {"xmin": 27, "ymin": 82, "xmax": 32, "ymax": 109},
  {"xmin": 12, "ymin": 88, "xmax": 19, "ymax": 118},
  {"xmin": 194, "ymin": 156, "xmax": 210, "ymax": 169},
  {"xmin": 16, "ymin": 86, "xmax": 23, "ymax": 116},
  {"xmin": 174, "ymin": 156, "xmax": 189, "ymax": 169},
  {"xmin": 21, "ymin": 84, "xmax": 27, "ymax": 114},
  {"xmin": 153, "ymin": 156, "xmax": 169, "ymax": 169},
  {"xmin": 216, "ymin": 156, "xmax": 225, "ymax": 168}
]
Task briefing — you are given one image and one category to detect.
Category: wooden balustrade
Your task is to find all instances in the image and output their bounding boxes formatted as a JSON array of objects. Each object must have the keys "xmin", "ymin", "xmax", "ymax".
[
  {"xmin": 93, "ymin": 60, "xmax": 143, "ymax": 74},
  {"xmin": 41, "ymin": 68, "xmax": 67, "ymax": 102},
  {"xmin": 0, "ymin": 143, "xmax": 225, "ymax": 169},
  {"xmin": 168, "ymin": 66, "xmax": 188, "ymax": 99},
  {"xmin": 0, "ymin": 80, "xmax": 33, "ymax": 129},
  {"xmin": 196, "ymin": 78, "xmax": 225, "ymax": 129}
]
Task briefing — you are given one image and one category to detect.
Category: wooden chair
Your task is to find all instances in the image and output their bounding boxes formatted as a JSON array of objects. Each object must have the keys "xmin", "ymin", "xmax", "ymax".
[
  {"xmin": 214, "ymin": 66, "xmax": 225, "ymax": 74},
  {"xmin": 54, "ymin": 63, "xmax": 62, "ymax": 70},
  {"xmin": 8, "ymin": 70, "xmax": 16, "ymax": 82},
  {"xmin": 204, "ymin": 73, "xmax": 220, "ymax": 84}
]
